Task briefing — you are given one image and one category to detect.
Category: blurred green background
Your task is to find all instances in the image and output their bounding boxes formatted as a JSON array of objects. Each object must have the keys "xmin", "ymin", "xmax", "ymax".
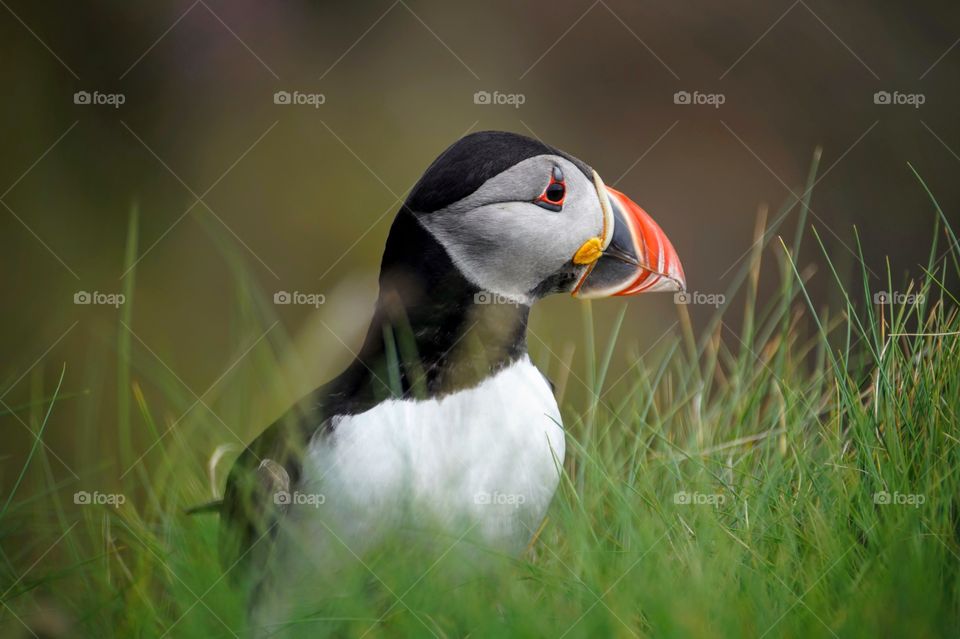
[{"xmin": 1, "ymin": 1, "xmax": 958, "ymax": 494}]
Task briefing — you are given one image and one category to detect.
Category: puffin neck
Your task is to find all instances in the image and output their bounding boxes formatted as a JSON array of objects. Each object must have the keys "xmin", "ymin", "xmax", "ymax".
[{"xmin": 347, "ymin": 208, "xmax": 531, "ymax": 402}]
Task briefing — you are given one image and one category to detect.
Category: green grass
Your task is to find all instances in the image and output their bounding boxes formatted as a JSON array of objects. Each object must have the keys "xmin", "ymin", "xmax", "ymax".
[{"xmin": 2, "ymin": 165, "xmax": 959, "ymax": 638}]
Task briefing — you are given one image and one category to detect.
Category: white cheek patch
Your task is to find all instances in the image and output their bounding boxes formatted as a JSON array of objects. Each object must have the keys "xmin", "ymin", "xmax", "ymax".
[{"xmin": 414, "ymin": 156, "xmax": 605, "ymax": 301}]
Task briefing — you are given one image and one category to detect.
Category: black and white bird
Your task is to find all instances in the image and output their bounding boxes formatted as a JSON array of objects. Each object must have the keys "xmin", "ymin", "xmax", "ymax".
[{"xmin": 217, "ymin": 131, "xmax": 685, "ymax": 627}]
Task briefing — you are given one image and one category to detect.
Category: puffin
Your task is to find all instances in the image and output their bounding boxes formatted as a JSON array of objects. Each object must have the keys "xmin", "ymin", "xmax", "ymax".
[{"xmin": 216, "ymin": 130, "xmax": 685, "ymax": 629}]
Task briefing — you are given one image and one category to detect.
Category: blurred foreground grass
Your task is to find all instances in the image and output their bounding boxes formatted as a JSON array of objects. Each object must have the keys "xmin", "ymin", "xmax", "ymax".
[{"xmin": 1, "ymin": 163, "xmax": 958, "ymax": 638}]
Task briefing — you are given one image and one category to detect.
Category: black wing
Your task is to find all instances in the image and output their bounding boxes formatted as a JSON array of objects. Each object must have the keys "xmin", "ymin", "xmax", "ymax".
[
  {"xmin": 218, "ymin": 404, "xmax": 317, "ymax": 584},
  {"xmin": 218, "ymin": 359, "xmax": 381, "ymax": 585}
]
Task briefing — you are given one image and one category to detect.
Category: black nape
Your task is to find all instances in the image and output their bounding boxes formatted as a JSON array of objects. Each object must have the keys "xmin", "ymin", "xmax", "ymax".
[{"xmin": 324, "ymin": 207, "xmax": 530, "ymax": 413}]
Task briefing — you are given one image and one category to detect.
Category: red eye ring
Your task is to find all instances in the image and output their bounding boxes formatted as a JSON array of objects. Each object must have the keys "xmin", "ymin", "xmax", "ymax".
[{"xmin": 535, "ymin": 166, "xmax": 566, "ymax": 211}]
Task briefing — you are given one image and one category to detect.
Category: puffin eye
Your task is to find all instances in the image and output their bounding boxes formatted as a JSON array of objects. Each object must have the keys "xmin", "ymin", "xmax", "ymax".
[
  {"xmin": 545, "ymin": 182, "xmax": 565, "ymax": 202},
  {"xmin": 535, "ymin": 167, "xmax": 566, "ymax": 212}
]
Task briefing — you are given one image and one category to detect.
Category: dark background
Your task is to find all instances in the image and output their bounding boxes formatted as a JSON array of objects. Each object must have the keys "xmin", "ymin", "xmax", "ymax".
[{"xmin": 1, "ymin": 1, "xmax": 958, "ymax": 491}]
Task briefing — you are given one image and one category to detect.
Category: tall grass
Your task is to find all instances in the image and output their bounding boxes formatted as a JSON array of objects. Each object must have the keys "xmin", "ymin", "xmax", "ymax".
[{"xmin": 1, "ymin": 167, "xmax": 958, "ymax": 638}]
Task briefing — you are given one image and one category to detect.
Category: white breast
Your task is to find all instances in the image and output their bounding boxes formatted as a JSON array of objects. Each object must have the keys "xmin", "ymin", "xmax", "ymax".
[{"xmin": 299, "ymin": 355, "xmax": 563, "ymax": 547}]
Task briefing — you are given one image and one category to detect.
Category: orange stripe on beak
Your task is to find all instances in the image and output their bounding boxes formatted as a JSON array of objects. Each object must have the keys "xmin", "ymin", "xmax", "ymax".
[
  {"xmin": 607, "ymin": 186, "xmax": 686, "ymax": 295},
  {"xmin": 572, "ymin": 182, "xmax": 685, "ymax": 299}
]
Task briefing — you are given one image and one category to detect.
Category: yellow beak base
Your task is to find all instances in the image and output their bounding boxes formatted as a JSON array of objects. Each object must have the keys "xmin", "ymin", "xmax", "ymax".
[{"xmin": 572, "ymin": 237, "xmax": 604, "ymax": 265}]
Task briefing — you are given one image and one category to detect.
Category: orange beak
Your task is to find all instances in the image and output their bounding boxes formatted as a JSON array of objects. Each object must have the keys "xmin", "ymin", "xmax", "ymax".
[{"xmin": 572, "ymin": 178, "xmax": 685, "ymax": 298}]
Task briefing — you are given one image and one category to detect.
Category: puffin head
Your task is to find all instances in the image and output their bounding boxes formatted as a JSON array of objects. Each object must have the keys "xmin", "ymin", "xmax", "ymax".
[{"xmin": 400, "ymin": 131, "xmax": 685, "ymax": 306}]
